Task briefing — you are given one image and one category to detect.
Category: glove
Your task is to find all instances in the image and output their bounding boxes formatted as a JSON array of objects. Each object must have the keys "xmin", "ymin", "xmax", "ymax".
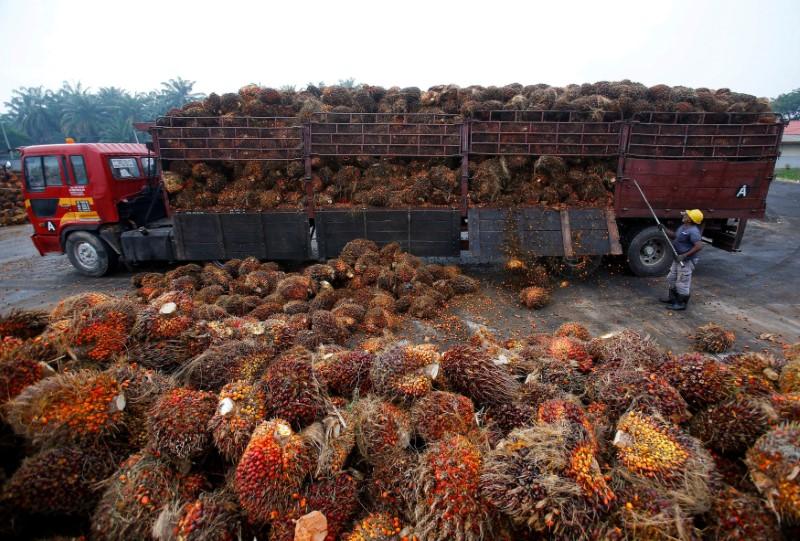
[{"xmin": 675, "ymin": 253, "xmax": 686, "ymax": 263}]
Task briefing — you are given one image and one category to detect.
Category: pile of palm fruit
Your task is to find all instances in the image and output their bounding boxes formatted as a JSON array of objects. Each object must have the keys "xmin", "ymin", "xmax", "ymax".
[
  {"xmin": 160, "ymin": 81, "xmax": 772, "ymax": 212},
  {"xmin": 0, "ymin": 172, "xmax": 26, "ymax": 226},
  {"xmin": 1, "ymin": 242, "xmax": 799, "ymax": 540}
]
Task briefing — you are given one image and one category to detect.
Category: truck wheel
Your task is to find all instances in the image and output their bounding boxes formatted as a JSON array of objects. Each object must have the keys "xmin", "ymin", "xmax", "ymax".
[
  {"xmin": 65, "ymin": 231, "xmax": 115, "ymax": 277},
  {"xmin": 626, "ymin": 226, "xmax": 673, "ymax": 277}
]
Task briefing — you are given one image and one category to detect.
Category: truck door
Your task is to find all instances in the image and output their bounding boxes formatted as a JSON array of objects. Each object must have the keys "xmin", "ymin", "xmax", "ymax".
[{"xmin": 23, "ymin": 154, "xmax": 71, "ymax": 238}]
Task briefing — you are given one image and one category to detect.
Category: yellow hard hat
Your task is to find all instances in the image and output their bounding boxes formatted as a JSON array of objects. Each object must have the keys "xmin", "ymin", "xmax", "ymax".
[{"xmin": 684, "ymin": 209, "xmax": 703, "ymax": 224}]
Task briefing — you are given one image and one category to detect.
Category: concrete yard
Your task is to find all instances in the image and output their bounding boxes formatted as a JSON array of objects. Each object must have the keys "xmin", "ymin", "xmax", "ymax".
[{"xmin": 1, "ymin": 181, "xmax": 798, "ymax": 354}]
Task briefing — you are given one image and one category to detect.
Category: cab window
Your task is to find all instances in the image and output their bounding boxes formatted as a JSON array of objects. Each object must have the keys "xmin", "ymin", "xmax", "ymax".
[
  {"xmin": 108, "ymin": 157, "xmax": 141, "ymax": 179},
  {"xmin": 70, "ymin": 155, "xmax": 89, "ymax": 185},
  {"xmin": 141, "ymin": 157, "xmax": 156, "ymax": 177},
  {"xmin": 24, "ymin": 156, "xmax": 63, "ymax": 191}
]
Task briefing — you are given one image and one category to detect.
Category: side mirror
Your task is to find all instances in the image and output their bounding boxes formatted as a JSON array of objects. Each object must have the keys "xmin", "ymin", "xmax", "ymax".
[{"xmin": 4, "ymin": 161, "xmax": 10, "ymax": 169}]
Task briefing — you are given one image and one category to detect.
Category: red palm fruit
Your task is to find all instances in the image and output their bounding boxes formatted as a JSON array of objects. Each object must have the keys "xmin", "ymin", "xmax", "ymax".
[
  {"xmin": 0, "ymin": 353, "xmax": 50, "ymax": 404},
  {"xmin": 367, "ymin": 449, "xmax": 418, "ymax": 512},
  {"xmin": 354, "ymin": 397, "xmax": 411, "ymax": 465},
  {"xmin": 105, "ymin": 362, "xmax": 171, "ymax": 449},
  {"xmin": 519, "ymin": 286, "xmax": 550, "ymax": 309},
  {"xmin": 314, "ymin": 349, "xmax": 374, "ymax": 398},
  {"xmin": 261, "ymin": 348, "xmax": 324, "ymax": 428},
  {"xmin": 745, "ymin": 422, "xmax": 800, "ymax": 523},
  {"xmin": 709, "ymin": 486, "xmax": 781, "ymax": 541},
  {"xmin": 440, "ymin": 345, "xmax": 518, "ymax": 406},
  {"xmin": 91, "ymin": 452, "xmax": 206, "ymax": 540},
  {"xmin": 362, "ymin": 307, "xmax": 395, "ymax": 334},
  {"xmin": 661, "ymin": 353, "xmax": 740, "ymax": 411},
  {"xmin": 343, "ymin": 512, "xmax": 411, "ymax": 541},
  {"xmin": 147, "ymin": 388, "xmax": 217, "ymax": 462},
  {"xmin": 689, "ymin": 395, "xmax": 771, "ymax": 454},
  {"xmin": 554, "ymin": 321, "xmax": 591, "ymax": 341},
  {"xmin": 548, "ymin": 335, "xmax": 592, "ymax": 365},
  {"xmin": 691, "ymin": 323, "xmax": 735, "ymax": 353},
  {"xmin": 209, "ymin": 380, "xmax": 267, "ymax": 462},
  {"xmin": 170, "ymin": 490, "xmax": 243, "ymax": 541},
  {"xmin": 589, "ymin": 362, "xmax": 690, "ymax": 424},
  {"xmin": 0, "ymin": 309, "xmax": 48, "ymax": 339},
  {"xmin": 2, "ymin": 444, "xmax": 121, "ymax": 516},
  {"xmin": 484, "ymin": 400, "xmax": 537, "ymax": 444},
  {"xmin": 50, "ymin": 291, "xmax": 113, "ymax": 321},
  {"xmin": 371, "ymin": 344, "xmax": 439, "ymax": 402},
  {"xmin": 414, "ymin": 434, "xmax": 488, "ymax": 541},
  {"xmin": 780, "ymin": 359, "xmax": 800, "ymax": 393},
  {"xmin": 6, "ymin": 369, "xmax": 125, "ymax": 446},
  {"xmin": 276, "ymin": 275, "xmax": 316, "ymax": 301},
  {"xmin": 311, "ymin": 309, "xmax": 349, "ymax": 344},
  {"xmin": 770, "ymin": 391, "xmax": 800, "ymax": 421},
  {"xmin": 67, "ymin": 300, "xmax": 138, "ymax": 364},
  {"xmin": 175, "ymin": 341, "xmax": 251, "ymax": 392},
  {"xmin": 234, "ymin": 419, "xmax": 312, "ymax": 524},
  {"xmin": 537, "ymin": 398, "xmax": 597, "ymax": 447},
  {"xmin": 726, "ymin": 351, "xmax": 779, "ymax": 396},
  {"xmin": 200, "ymin": 264, "xmax": 233, "ymax": 288},
  {"xmin": 410, "ymin": 390, "xmax": 476, "ymax": 442}
]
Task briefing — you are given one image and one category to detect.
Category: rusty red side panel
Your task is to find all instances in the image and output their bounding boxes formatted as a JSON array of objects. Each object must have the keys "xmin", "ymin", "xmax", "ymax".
[{"xmin": 615, "ymin": 158, "xmax": 774, "ymax": 220}]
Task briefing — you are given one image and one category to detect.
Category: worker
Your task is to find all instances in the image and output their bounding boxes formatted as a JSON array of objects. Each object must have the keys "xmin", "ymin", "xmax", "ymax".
[{"xmin": 659, "ymin": 209, "xmax": 704, "ymax": 311}]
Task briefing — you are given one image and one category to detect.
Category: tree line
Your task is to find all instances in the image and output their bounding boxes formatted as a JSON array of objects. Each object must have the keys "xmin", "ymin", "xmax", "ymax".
[{"xmin": 1, "ymin": 77, "xmax": 204, "ymax": 149}]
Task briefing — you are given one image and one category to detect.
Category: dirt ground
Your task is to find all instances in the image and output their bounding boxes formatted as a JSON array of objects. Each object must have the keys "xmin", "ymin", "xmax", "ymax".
[{"xmin": 1, "ymin": 180, "xmax": 798, "ymax": 354}]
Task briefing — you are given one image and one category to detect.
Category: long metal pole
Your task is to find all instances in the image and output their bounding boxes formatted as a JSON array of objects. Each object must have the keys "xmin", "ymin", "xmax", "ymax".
[{"xmin": 631, "ymin": 178, "xmax": 684, "ymax": 267}]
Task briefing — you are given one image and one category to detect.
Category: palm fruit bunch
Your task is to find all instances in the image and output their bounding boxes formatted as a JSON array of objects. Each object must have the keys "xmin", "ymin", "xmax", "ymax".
[
  {"xmin": 554, "ymin": 321, "xmax": 591, "ymax": 341},
  {"xmin": 771, "ymin": 391, "xmax": 800, "ymax": 422},
  {"xmin": 587, "ymin": 328, "xmax": 665, "ymax": 369},
  {"xmin": 91, "ymin": 452, "xmax": 206, "ymax": 540},
  {"xmin": 260, "ymin": 347, "xmax": 324, "ymax": 428},
  {"xmin": 780, "ymin": 358, "xmax": 800, "ymax": 393},
  {"xmin": 314, "ymin": 349, "xmax": 374, "ymax": 399},
  {"xmin": 0, "ymin": 309, "xmax": 48, "ymax": 339},
  {"xmin": 440, "ymin": 345, "xmax": 518, "ymax": 407},
  {"xmin": 745, "ymin": 422, "xmax": 800, "ymax": 523},
  {"xmin": 688, "ymin": 394, "xmax": 771, "ymax": 455},
  {"xmin": 529, "ymin": 354, "xmax": 590, "ymax": 396},
  {"xmin": 366, "ymin": 449, "xmax": 419, "ymax": 513},
  {"xmin": 169, "ymin": 490, "xmax": 243, "ymax": 541},
  {"xmin": 65, "ymin": 299, "xmax": 138, "ymax": 364},
  {"xmin": 612, "ymin": 410, "xmax": 715, "ymax": 514},
  {"xmin": 480, "ymin": 421, "xmax": 610, "ymax": 536},
  {"xmin": 343, "ymin": 512, "xmax": 413, "ymax": 541},
  {"xmin": 175, "ymin": 340, "xmax": 252, "ymax": 392},
  {"xmin": 1, "ymin": 444, "xmax": 121, "ymax": 516},
  {"xmin": 726, "ymin": 351, "xmax": 779, "ymax": 396},
  {"xmin": 371, "ymin": 344, "xmax": 439, "ymax": 402},
  {"xmin": 413, "ymin": 434, "xmax": 488, "ymax": 541},
  {"xmin": 589, "ymin": 361, "xmax": 690, "ymax": 424},
  {"xmin": 105, "ymin": 362, "xmax": 171, "ymax": 449},
  {"xmin": 272, "ymin": 471, "xmax": 361, "ymax": 541},
  {"xmin": 147, "ymin": 387, "xmax": 217, "ymax": 462},
  {"xmin": 708, "ymin": 485, "xmax": 781, "ymax": 541},
  {"xmin": 132, "ymin": 299, "xmax": 194, "ymax": 342},
  {"xmin": 0, "ymin": 347, "xmax": 53, "ymax": 404},
  {"xmin": 447, "ymin": 273, "xmax": 479, "ymax": 295},
  {"xmin": 691, "ymin": 322, "xmax": 736, "ymax": 353},
  {"xmin": 5, "ymin": 369, "xmax": 126, "ymax": 446},
  {"xmin": 354, "ymin": 396, "xmax": 412, "ymax": 465},
  {"xmin": 519, "ymin": 285, "xmax": 551, "ymax": 309},
  {"xmin": 660, "ymin": 353, "xmax": 739, "ymax": 411},
  {"xmin": 546, "ymin": 335, "xmax": 593, "ymax": 372},
  {"xmin": 598, "ymin": 478, "xmax": 700, "ymax": 541},
  {"xmin": 234, "ymin": 419, "xmax": 313, "ymax": 524},
  {"xmin": 208, "ymin": 380, "xmax": 267, "ymax": 462},
  {"xmin": 410, "ymin": 390, "xmax": 476, "ymax": 443},
  {"xmin": 49, "ymin": 291, "xmax": 113, "ymax": 321}
]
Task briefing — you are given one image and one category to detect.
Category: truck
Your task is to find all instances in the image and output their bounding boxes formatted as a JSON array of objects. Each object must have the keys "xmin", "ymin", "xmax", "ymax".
[{"xmin": 18, "ymin": 109, "xmax": 785, "ymax": 277}]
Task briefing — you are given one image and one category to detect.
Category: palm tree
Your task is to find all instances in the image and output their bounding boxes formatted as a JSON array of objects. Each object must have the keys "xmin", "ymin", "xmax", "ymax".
[
  {"xmin": 4, "ymin": 87, "xmax": 60, "ymax": 143},
  {"xmin": 159, "ymin": 77, "xmax": 204, "ymax": 111},
  {"xmin": 58, "ymin": 82, "xmax": 110, "ymax": 142},
  {"xmin": 100, "ymin": 115, "xmax": 136, "ymax": 143}
]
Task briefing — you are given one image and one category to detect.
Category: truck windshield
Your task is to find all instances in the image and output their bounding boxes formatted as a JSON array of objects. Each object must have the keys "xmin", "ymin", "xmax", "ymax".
[{"xmin": 108, "ymin": 157, "xmax": 141, "ymax": 179}]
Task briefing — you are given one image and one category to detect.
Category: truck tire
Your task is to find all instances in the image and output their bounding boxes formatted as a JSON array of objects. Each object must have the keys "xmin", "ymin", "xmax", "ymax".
[
  {"xmin": 626, "ymin": 226, "xmax": 673, "ymax": 277},
  {"xmin": 65, "ymin": 231, "xmax": 116, "ymax": 277}
]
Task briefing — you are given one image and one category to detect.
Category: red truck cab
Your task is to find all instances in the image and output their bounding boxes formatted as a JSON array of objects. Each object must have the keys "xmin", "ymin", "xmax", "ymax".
[{"xmin": 20, "ymin": 143, "xmax": 161, "ymax": 275}]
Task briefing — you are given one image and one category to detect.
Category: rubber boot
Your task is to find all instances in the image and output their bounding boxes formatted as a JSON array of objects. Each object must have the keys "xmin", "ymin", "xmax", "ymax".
[
  {"xmin": 666, "ymin": 293, "xmax": 689, "ymax": 311},
  {"xmin": 659, "ymin": 288, "xmax": 677, "ymax": 304}
]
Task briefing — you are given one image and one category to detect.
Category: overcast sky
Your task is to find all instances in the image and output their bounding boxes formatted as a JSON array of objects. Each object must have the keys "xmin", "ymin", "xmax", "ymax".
[{"xmin": 1, "ymin": 0, "xmax": 798, "ymax": 110}]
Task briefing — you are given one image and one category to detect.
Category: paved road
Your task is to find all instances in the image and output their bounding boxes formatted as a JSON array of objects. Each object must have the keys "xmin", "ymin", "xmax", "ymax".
[{"xmin": 1, "ymin": 181, "xmax": 798, "ymax": 353}]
